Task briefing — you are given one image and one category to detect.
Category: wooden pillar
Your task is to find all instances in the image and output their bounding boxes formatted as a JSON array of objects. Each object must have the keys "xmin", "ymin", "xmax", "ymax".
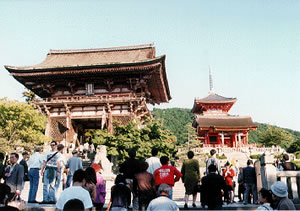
[
  {"xmin": 44, "ymin": 105, "xmax": 51, "ymax": 139},
  {"xmin": 45, "ymin": 116, "xmax": 51, "ymax": 138},
  {"xmin": 220, "ymin": 132, "xmax": 225, "ymax": 146},
  {"xmin": 107, "ymin": 103, "xmax": 113, "ymax": 134}
]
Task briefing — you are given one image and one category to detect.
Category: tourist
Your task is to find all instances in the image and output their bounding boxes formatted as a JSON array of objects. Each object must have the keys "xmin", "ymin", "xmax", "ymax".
[
  {"xmin": 63, "ymin": 199, "xmax": 85, "ymax": 211},
  {"xmin": 205, "ymin": 149, "xmax": 221, "ymax": 175},
  {"xmin": 134, "ymin": 161, "xmax": 156, "ymax": 211},
  {"xmin": 146, "ymin": 184, "xmax": 179, "ymax": 211},
  {"xmin": 201, "ymin": 164, "xmax": 228, "ymax": 210},
  {"xmin": 119, "ymin": 148, "xmax": 140, "ymax": 210},
  {"xmin": 257, "ymin": 188, "xmax": 273, "ymax": 210},
  {"xmin": 109, "ymin": 174, "xmax": 131, "ymax": 211},
  {"xmin": 84, "ymin": 167, "xmax": 97, "ymax": 201},
  {"xmin": 279, "ymin": 154, "xmax": 296, "ymax": 171},
  {"xmin": 56, "ymin": 169, "xmax": 93, "ymax": 210},
  {"xmin": 119, "ymin": 148, "xmax": 140, "ymax": 184},
  {"xmin": 4, "ymin": 153, "xmax": 24, "ymax": 200},
  {"xmin": 0, "ymin": 183, "xmax": 26, "ymax": 211},
  {"xmin": 243, "ymin": 159, "xmax": 258, "ymax": 205},
  {"xmin": 54, "ymin": 144, "xmax": 65, "ymax": 193},
  {"xmin": 65, "ymin": 149, "xmax": 83, "ymax": 188},
  {"xmin": 145, "ymin": 148, "xmax": 161, "ymax": 175},
  {"xmin": 153, "ymin": 156, "xmax": 182, "ymax": 199},
  {"xmin": 223, "ymin": 161, "xmax": 235, "ymax": 203},
  {"xmin": 181, "ymin": 151, "xmax": 200, "ymax": 209},
  {"xmin": 237, "ymin": 167, "xmax": 245, "ymax": 202},
  {"xmin": 40, "ymin": 141, "xmax": 64, "ymax": 204},
  {"xmin": 271, "ymin": 181, "xmax": 295, "ymax": 210},
  {"xmin": 91, "ymin": 163, "xmax": 106, "ymax": 211},
  {"xmin": 27, "ymin": 146, "xmax": 44, "ymax": 203},
  {"xmin": 19, "ymin": 151, "xmax": 29, "ymax": 183}
]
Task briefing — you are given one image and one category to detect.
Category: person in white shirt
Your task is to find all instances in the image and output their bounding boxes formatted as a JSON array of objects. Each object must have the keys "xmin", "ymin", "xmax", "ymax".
[
  {"xmin": 56, "ymin": 169, "xmax": 93, "ymax": 211},
  {"xmin": 54, "ymin": 144, "xmax": 66, "ymax": 198},
  {"xmin": 40, "ymin": 141, "xmax": 64, "ymax": 204},
  {"xmin": 146, "ymin": 148, "xmax": 161, "ymax": 175},
  {"xmin": 27, "ymin": 146, "xmax": 44, "ymax": 203},
  {"xmin": 147, "ymin": 184, "xmax": 179, "ymax": 211}
]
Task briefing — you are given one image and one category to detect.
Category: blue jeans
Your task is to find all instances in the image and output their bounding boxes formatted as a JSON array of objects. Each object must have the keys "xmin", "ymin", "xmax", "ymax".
[
  {"xmin": 28, "ymin": 168, "xmax": 39, "ymax": 201},
  {"xmin": 43, "ymin": 167, "xmax": 57, "ymax": 202},
  {"xmin": 244, "ymin": 183, "xmax": 257, "ymax": 204},
  {"xmin": 54, "ymin": 171, "xmax": 62, "ymax": 199},
  {"xmin": 168, "ymin": 188, "xmax": 173, "ymax": 199},
  {"xmin": 66, "ymin": 173, "xmax": 73, "ymax": 188}
]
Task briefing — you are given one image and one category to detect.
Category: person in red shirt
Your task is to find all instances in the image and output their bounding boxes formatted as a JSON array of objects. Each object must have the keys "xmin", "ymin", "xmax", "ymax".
[
  {"xmin": 223, "ymin": 161, "xmax": 235, "ymax": 203},
  {"xmin": 153, "ymin": 156, "xmax": 182, "ymax": 199}
]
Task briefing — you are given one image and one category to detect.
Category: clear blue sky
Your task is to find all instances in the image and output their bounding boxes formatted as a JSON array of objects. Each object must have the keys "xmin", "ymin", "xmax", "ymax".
[{"xmin": 1, "ymin": 0, "xmax": 299, "ymax": 131}]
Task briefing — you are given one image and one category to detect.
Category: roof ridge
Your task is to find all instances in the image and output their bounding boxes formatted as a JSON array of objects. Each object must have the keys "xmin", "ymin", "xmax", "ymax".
[{"xmin": 49, "ymin": 43, "xmax": 155, "ymax": 54}]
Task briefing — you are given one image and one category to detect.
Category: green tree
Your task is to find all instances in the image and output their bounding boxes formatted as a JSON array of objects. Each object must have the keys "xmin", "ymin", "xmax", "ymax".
[
  {"xmin": 184, "ymin": 123, "xmax": 200, "ymax": 150},
  {"xmin": 152, "ymin": 108, "xmax": 194, "ymax": 145},
  {"xmin": 0, "ymin": 98, "xmax": 49, "ymax": 153},
  {"xmin": 88, "ymin": 119, "xmax": 177, "ymax": 162},
  {"xmin": 287, "ymin": 138, "xmax": 300, "ymax": 153},
  {"xmin": 257, "ymin": 125, "xmax": 295, "ymax": 150}
]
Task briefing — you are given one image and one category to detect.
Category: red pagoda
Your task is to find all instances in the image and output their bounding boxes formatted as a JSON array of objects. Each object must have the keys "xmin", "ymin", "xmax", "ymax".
[{"xmin": 192, "ymin": 74, "xmax": 257, "ymax": 147}]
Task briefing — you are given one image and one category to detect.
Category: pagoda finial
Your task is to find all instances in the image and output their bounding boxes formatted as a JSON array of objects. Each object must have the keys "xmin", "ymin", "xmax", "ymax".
[{"xmin": 209, "ymin": 66, "xmax": 214, "ymax": 94}]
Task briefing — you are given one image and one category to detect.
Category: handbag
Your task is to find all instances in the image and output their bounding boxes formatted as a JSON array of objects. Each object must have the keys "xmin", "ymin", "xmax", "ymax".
[{"xmin": 194, "ymin": 183, "xmax": 202, "ymax": 193}]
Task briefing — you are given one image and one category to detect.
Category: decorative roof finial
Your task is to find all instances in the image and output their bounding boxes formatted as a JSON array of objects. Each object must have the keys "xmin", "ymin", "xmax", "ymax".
[{"xmin": 209, "ymin": 66, "xmax": 214, "ymax": 94}]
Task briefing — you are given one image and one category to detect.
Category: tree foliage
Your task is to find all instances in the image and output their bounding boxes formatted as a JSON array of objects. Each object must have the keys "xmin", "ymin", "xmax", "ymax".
[
  {"xmin": 0, "ymin": 98, "xmax": 49, "ymax": 153},
  {"xmin": 183, "ymin": 123, "xmax": 200, "ymax": 150},
  {"xmin": 254, "ymin": 125, "xmax": 295, "ymax": 150},
  {"xmin": 152, "ymin": 108, "xmax": 194, "ymax": 145},
  {"xmin": 287, "ymin": 138, "xmax": 300, "ymax": 153},
  {"xmin": 87, "ymin": 119, "xmax": 177, "ymax": 163}
]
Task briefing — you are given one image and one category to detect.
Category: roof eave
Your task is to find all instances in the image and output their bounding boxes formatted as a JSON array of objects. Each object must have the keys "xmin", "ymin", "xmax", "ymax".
[{"xmin": 4, "ymin": 55, "xmax": 166, "ymax": 73}]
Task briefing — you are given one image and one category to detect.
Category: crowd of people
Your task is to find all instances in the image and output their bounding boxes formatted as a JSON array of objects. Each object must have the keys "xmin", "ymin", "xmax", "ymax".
[{"xmin": 0, "ymin": 142, "xmax": 298, "ymax": 210}]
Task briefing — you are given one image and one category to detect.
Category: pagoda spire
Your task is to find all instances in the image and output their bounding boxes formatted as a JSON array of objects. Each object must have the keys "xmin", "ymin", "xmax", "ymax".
[{"xmin": 209, "ymin": 66, "xmax": 214, "ymax": 94}]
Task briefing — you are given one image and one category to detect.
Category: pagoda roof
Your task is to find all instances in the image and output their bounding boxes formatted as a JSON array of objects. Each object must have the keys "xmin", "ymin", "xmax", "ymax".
[
  {"xmin": 192, "ymin": 92, "xmax": 237, "ymax": 114},
  {"xmin": 195, "ymin": 92, "xmax": 237, "ymax": 103},
  {"xmin": 194, "ymin": 116, "xmax": 257, "ymax": 130}
]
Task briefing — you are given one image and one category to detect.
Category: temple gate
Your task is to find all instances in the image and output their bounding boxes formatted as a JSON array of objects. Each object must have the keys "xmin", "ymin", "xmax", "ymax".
[{"xmin": 5, "ymin": 44, "xmax": 171, "ymax": 144}]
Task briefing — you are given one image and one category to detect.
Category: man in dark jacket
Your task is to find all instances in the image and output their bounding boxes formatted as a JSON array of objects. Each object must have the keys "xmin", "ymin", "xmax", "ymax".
[
  {"xmin": 243, "ymin": 160, "xmax": 257, "ymax": 205},
  {"xmin": 19, "ymin": 151, "xmax": 29, "ymax": 182},
  {"xmin": 201, "ymin": 164, "xmax": 228, "ymax": 210},
  {"xmin": 119, "ymin": 148, "xmax": 140, "ymax": 210},
  {"xmin": 4, "ymin": 153, "xmax": 24, "ymax": 200}
]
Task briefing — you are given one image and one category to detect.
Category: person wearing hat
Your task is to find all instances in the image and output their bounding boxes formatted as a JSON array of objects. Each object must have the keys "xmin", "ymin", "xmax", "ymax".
[
  {"xmin": 271, "ymin": 181, "xmax": 295, "ymax": 210},
  {"xmin": 65, "ymin": 149, "xmax": 83, "ymax": 188}
]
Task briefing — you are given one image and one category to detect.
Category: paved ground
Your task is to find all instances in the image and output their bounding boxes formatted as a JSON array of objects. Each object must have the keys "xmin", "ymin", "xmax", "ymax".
[{"xmin": 21, "ymin": 176, "xmax": 259, "ymax": 210}]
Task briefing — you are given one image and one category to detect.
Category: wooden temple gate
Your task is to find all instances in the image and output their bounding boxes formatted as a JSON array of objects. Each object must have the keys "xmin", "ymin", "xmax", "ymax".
[{"xmin": 5, "ymin": 44, "xmax": 171, "ymax": 144}]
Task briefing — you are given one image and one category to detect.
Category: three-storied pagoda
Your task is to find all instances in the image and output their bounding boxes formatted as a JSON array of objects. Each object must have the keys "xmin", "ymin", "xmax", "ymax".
[
  {"xmin": 192, "ymin": 74, "xmax": 256, "ymax": 147},
  {"xmin": 5, "ymin": 44, "xmax": 171, "ymax": 143}
]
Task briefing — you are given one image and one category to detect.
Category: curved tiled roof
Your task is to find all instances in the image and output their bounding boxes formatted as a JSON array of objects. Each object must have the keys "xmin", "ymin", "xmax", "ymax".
[
  {"xmin": 4, "ymin": 44, "xmax": 171, "ymax": 103},
  {"xmin": 5, "ymin": 43, "xmax": 156, "ymax": 71},
  {"xmin": 195, "ymin": 116, "xmax": 257, "ymax": 129}
]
